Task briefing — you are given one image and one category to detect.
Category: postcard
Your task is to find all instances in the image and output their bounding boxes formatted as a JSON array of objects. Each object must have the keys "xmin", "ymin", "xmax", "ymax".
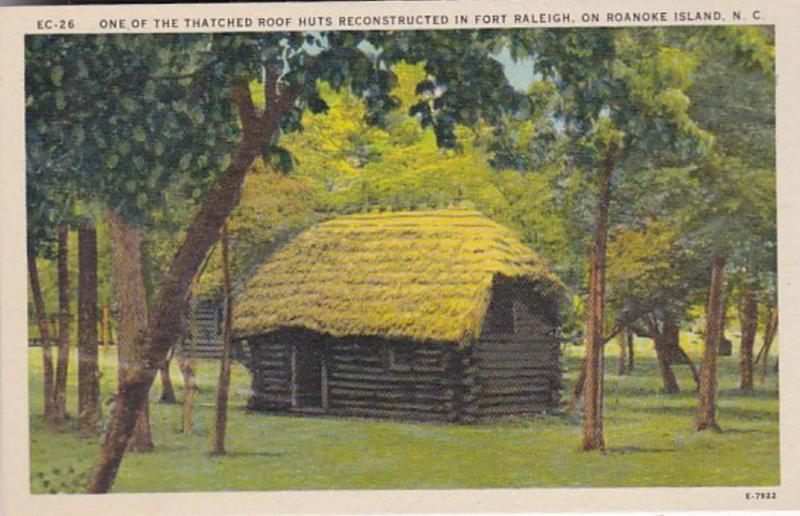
[{"xmin": 0, "ymin": 0, "xmax": 798, "ymax": 513}]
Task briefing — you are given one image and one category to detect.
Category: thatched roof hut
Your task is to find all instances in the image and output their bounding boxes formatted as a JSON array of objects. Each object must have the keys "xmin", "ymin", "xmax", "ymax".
[{"xmin": 234, "ymin": 209, "xmax": 564, "ymax": 422}]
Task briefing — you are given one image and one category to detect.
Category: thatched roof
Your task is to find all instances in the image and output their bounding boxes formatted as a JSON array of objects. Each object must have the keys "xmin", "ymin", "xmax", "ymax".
[{"xmin": 233, "ymin": 209, "xmax": 563, "ymax": 346}]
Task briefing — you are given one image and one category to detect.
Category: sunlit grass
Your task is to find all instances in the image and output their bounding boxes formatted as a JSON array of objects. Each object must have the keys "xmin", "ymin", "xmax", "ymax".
[{"xmin": 28, "ymin": 334, "xmax": 779, "ymax": 493}]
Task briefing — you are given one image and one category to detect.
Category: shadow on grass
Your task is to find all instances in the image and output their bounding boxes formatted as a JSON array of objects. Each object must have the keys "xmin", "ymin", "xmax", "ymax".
[
  {"xmin": 718, "ymin": 427, "xmax": 774, "ymax": 434},
  {"xmin": 718, "ymin": 406, "xmax": 779, "ymax": 421},
  {"xmin": 718, "ymin": 388, "xmax": 779, "ymax": 399},
  {"xmin": 223, "ymin": 450, "xmax": 286, "ymax": 458},
  {"xmin": 606, "ymin": 446, "xmax": 677, "ymax": 455},
  {"xmin": 620, "ymin": 405, "xmax": 694, "ymax": 416}
]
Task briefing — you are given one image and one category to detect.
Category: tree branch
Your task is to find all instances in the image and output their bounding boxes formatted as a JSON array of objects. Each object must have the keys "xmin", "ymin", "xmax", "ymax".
[
  {"xmin": 601, "ymin": 323, "xmax": 623, "ymax": 345},
  {"xmin": 630, "ymin": 324, "xmax": 655, "ymax": 340},
  {"xmin": 232, "ymin": 81, "xmax": 259, "ymax": 141}
]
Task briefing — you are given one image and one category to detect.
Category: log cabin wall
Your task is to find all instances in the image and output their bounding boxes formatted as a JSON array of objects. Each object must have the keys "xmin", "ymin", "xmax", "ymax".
[
  {"xmin": 473, "ymin": 285, "xmax": 562, "ymax": 419},
  {"xmin": 244, "ymin": 283, "xmax": 562, "ymax": 422},
  {"xmin": 245, "ymin": 329, "xmax": 458, "ymax": 422},
  {"xmin": 326, "ymin": 337, "xmax": 456, "ymax": 422},
  {"xmin": 246, "ymin": 334, "xmax": 293, "ymax": 410}
]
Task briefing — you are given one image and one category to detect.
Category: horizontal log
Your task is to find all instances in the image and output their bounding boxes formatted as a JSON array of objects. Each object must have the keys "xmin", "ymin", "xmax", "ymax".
[
  {"xmin": 327, "ymin": 407, "xmax": 450, "ymax": 422},
  {"xmin": 476, "ymin": 353, "xmax": 557, "ymax": 365},
  {"xmin": 483, "ymin": 396, "xmax": 555, "ymax": 407},
  {"xmin": 251, "ymin": 352, "xmax": 289, "ymax": 362},
  {"xmin": 329, "ymin": 370, "xmax": 444, "ymax": 384},
  {"xmin": 250, "ymin": 358, "xmax": 289, "ymax": 366},
  {"xmin": 329, "ymin": 387, "xmax": 454, "ymax": 404},
  {"xmin": 479, "ymin": 385, "xmax": 553, "ymax": 398},
  {"xmin": 333, "ymin": 352, "xmax": 442, "ymax": 367},
  {"xmin": 330, "ymin": 397, "xmax": 452, "ymax": 413},
  {"xmin": 332, "ymin": 362, "xmax": 445, "ymax": 375},
  {"xmin": 479, "ymin": 404, "xmax": 553, "ymax": 416},
  {"xmin": 477, "ymin": 363, "xmax": 557, "ymax": 374},
  {"xmin": 328, "ymin": 379, "xmax": 451, "ymax": 395}
]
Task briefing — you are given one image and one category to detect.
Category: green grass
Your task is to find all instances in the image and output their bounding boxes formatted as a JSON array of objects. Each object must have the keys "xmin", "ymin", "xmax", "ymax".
[{"xmin": 28, "ymin": 335, "xmax": 779, "ymax": 493}]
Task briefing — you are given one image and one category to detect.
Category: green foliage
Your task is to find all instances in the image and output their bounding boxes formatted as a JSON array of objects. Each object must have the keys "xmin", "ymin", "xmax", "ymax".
[
  {"xmin": 206, "ymin": 64, "xmax": 570, "ymax": 299},
  {"xmin": 196, "ymin": 161, "xmax": 322, "ymax": 298},
  {"xmin": 31, "ymin": 465, "xmax": 92, "ymax": 494},
  {"xmin": 26, "ymin": 34, "xmax": 242, "ymax": 225}
]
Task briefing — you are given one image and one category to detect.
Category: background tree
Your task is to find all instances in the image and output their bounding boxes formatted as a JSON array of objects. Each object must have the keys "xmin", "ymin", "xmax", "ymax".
[
  {"xmin": 533, "ymin": 27, "xmax": 711, "ymax": 450},
  {"xmin": 211, "ymin": 224, "xmax": 233, "ymax": 456},
  {"xmin": 25, "ymin": 173, "xmax": 65, "ymax": 428},
  {"xmin": 78, "ymin": 217, "xmax": 100, "ymax": 436},
  {"xmin": 687, "ymin": 26, "xmax": 776, "ymax": 396},
  {"xmin": 52, "ymin": 224, "xmax": 71, "ymax": 428},
  {"xmin": 107, "ymin": 213, "xmax": 154, "ymax": 452}
]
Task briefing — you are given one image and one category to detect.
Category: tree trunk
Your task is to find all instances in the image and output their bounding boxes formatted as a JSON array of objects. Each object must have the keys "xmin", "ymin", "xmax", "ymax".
[
  {"xmin": 664, "ymin": 314, "xmax": 684, "ymax": 392},
  {"xmin": 87, "ymin": 79, "xmax": 296, "ymax": 494},
  {"xmin": 660, "ymin": 314, "xmax": 699, "ymax": 388},
  {"xmin": 759, "ymin": 308, "xmax": 778, "ymax": 385},
  {"xmin": 78, "ymin": 222, "xmax": 101, "ymax": 437},
  {"xmin": 181, "ymin": 291, "xmax": 198, "ymax": 434},
  {"xmin": 127, "ymin": 403, "xmax": 153, "ymax": 452},
  {"xmin": 654, "ymin": 336, "xmax": 680, "ymax": 394},
  {"xmin": 675, "ymin": 344, "xmax": 700, "ymax": 388},
  {"xmin": 696, "ymin": 254, "xmax": 726, "ymax": 432},
  {"xmin": 617, "ymin": 332, "xmax": 627, "ymax": 376},
  {"xmin": 626, "ymin": 328, "xmax": 634, "ymax": 371},
  {"xmin": 101, "ymin": 304, "xmax": 111, "ymax": 347},
  {"xmin": 582, "ymin": 143, "xmax": 617, "ymax": 452},
  {"xmin": 566, "ymin": 356, "xmax": 587, "ymax": 415},
  {"xmin": 211, "ymin": 224, "xmax": 233, "ymax": 456},
  {"xmin": 181, "ymin": 356, "xmax": 197, "ymax": 435},
  {"xmin": 106, "ymin": 212, "xmax": 154, "ymax": 453},
  {"xmin": 739, "ymin": 286, "xmax": 758, "ymax": 392},
  {"xmin": 158, "ymin": 355, "xmax": 177, "ymax": 404},
  {"xmin": 53, "ymin": 225, "xmax": 71, "ymax": 429},
  {"xmin": 28, "ymin": 245, "xmax": 56, "ymax": 428}
]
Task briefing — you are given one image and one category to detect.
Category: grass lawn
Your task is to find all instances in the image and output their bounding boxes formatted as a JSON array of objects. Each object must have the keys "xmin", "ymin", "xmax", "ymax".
[{"xmin": 28, "ymin": 335, "xmax": 779, "ymax": 493}]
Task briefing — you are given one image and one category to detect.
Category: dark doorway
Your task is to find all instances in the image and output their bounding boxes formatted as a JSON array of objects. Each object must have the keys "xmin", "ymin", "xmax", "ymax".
[{"xmin": 292, "ymin": 343, "xmax": 327, "ymax": 409}]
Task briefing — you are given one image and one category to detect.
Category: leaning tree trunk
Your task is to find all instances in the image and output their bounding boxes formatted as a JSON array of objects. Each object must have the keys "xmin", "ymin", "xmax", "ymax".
[
  {"xmin": 664, "ymin": 314, "xmax": 687, "ymax": 392},
  {"xmin": 696, "ymin": 254, "xmax": 726, "ymax": 432},
  {"xmin": 759, "ymin": 308, "xmax": 778, "ymax": 385},
  {"xmin": 739, "ymin": 286, "xmax": 758, "ymax": 392},
  {"xmin": 211, "ymin": 224, "xmax": 233, "ymax": 456},
  {"xmin": 87, "ymin": 79, "xmax": 297, "ymax": 493},
  {"xmin": 106, "ymin": 212, "xmax": 154, "ymax": 453},
  {"xmin": 582, "ymin": 142, "xmax": 618, "ymax": 452},
  {"xmin": 566, "ymin": 356, "xmax": 588, "ymax": 415},
  {"xmin": 662, "ymin": 315, "xmax": 698, "ymax": 387},
  {"xmin": 78, "ymin": 221, "xmax": 101, "ymax": 437},
  {"xmin": 654, "ymin": 334, "xmax": 680, "ymax": 394},
  {"xmin": 53, "ymin": 225, "xmax": 71, "ymax": 429},
  {"xmin": 28, "ymin": 245, "xmax": 56, "ymax": 428}
]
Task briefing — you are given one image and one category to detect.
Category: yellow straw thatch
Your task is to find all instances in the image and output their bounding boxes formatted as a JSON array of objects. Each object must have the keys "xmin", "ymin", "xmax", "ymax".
[{"xmin": 233, "ymin": 209, "xmax": 562, "ymax": 346}]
